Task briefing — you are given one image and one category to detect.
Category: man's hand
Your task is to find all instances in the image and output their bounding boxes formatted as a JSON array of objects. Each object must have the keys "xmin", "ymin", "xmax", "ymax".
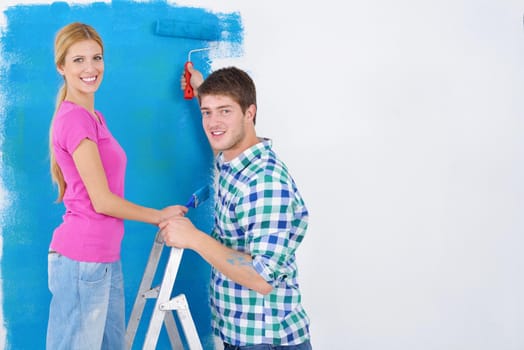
[
  {"xmin": 159, "ymin": 215, "xmax": 199, "ymax": 249},
  {"xmin": 180, "ymin": 62, "xmax": 204, "ymax": 97}
]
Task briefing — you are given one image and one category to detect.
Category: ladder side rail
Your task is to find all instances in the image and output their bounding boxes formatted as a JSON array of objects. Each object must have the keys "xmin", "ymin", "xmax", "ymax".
[
  {"xmin": 125, "ymin": 231, "xmax": 166, "ymax": 349},
  {"xmin": 164, "ymin": 311, "xmax": 183, "ymax": 349},
  {"xmin": 142, "ymin": 247, "xmax": 184, "ymax": 350},
  {"xmin": 174, "ymin": 294, "xmax": 204, "ymax": 350}
]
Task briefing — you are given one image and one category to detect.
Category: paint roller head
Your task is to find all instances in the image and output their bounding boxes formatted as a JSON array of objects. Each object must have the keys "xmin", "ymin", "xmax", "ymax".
[{"xmin": 155, "ymin": 18, "xmax": 221, "ymax": 41}]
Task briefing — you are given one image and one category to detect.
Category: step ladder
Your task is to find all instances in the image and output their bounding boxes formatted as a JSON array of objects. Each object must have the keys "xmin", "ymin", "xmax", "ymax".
[
  {"xmin": 125, "ymin": 186, "xmax": 210, "ymax": 350},
  {"xmin": 125, "ymin": 230, "xmax": 203, "ymax": 350}
]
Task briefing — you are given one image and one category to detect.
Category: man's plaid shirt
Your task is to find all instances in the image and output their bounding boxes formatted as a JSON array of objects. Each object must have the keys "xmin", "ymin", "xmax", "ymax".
[{"xmin": 210, "ymin": 138, "xmax": 311, "ymax": 346}]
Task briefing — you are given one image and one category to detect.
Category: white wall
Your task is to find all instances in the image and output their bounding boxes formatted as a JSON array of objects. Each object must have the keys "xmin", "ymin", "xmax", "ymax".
[
  {"xmin": 3, "ymin": 0, "xmax": 524, "ymax": 349},
  {"xmin": 192, "ymin": 1, "xmax": 524, "ymax": 349}
]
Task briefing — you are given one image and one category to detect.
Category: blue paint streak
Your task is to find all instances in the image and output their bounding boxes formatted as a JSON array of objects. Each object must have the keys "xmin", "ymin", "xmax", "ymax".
[{"xmin": 0, "ymin": 2, "xmax": 243, "ymax": 349}]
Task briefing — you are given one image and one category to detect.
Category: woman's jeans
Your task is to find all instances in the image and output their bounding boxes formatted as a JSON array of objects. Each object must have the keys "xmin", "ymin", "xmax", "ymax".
[
  {"xmin": 223, "ymin": 340, "xmax": 313, "ymax": 350},
  {"xmin": 46, "ymin": 252, "xmax": 125, "ymax": 350}
]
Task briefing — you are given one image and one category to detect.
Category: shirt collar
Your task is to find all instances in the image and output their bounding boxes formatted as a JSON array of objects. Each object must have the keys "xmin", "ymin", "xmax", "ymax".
[{"xmin": 217, "ymin": 137, "xmax": 272, "ymax": 174}]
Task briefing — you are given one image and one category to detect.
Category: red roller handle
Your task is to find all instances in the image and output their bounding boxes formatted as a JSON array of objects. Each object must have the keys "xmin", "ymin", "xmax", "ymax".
[{"xmin": 184, "ymin": 61, "xmax": 194, "ymax": 99}]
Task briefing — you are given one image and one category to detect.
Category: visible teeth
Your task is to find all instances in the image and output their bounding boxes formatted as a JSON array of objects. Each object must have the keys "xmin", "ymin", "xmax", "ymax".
[
  {"xmin": 82, "ymin": 77, "xmax": 96, "ymax": 82},
  {"xmin": 212, "ymin": 131, "xmax": 224, "ymax": 135}
]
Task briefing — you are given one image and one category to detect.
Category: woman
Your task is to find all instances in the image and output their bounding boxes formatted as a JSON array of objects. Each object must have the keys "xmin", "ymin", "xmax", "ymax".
[{"xmin": 47, "ymin": 22, "xmax": 185, "ymax": 350}]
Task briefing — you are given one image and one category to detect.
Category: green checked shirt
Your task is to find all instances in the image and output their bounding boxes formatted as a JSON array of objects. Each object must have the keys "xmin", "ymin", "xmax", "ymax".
[{"xmin": 210, "ymin": 138, "xmax": 311, "ymax": 346}]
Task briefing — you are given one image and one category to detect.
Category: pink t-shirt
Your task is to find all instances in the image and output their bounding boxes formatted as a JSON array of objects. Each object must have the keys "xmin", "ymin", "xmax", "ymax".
[{"xmin": 50, "ymin": 101, "xmax": 127, "ymax": 262}]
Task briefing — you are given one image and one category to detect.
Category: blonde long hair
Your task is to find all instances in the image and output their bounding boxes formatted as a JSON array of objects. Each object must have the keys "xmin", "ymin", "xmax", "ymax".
[{"xmin": 49, "ymin": 22, "xmax": 104, "ymax": 202}]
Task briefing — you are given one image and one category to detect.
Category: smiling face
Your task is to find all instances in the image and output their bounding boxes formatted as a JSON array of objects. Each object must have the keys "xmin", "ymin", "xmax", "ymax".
[
  {"xmin": 200, "ymin": 94, "xmax": 258, "ymax": 161},
  {"xmin": 57, "ymin": 39, "xmax": 104, "ymax": 105}
]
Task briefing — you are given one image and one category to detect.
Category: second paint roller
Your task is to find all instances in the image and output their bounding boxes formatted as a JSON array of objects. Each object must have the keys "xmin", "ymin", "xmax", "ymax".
[{"xmin": 155, "ymin": 18, "xmax": 221, "ymax": 99}]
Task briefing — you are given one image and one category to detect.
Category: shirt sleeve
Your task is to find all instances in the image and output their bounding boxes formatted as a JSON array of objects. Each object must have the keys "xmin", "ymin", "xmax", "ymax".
[
  {"xmin": 236, "ymin": 175, "xmax": 304, "ymax": 286},
  {"xmin": 56, "ymin": 109, "xmax": 98, "ymax": 154}
]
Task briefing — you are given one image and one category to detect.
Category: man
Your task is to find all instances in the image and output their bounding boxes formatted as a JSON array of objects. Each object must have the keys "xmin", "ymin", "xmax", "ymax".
[{"xmin": 160, "ymin": 65, "xmax": 312, "ymax": 350}]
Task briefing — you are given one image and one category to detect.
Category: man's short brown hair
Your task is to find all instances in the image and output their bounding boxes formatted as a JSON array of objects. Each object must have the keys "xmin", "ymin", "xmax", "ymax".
[{"xmin": 197, "ymin": 66, "xmax": 257, "ymax": 124}]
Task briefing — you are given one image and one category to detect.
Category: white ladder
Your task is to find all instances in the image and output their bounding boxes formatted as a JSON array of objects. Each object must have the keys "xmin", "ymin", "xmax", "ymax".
[{"xmin": 125, "ymin": 230, "xmax": 203, "ymax": 350}]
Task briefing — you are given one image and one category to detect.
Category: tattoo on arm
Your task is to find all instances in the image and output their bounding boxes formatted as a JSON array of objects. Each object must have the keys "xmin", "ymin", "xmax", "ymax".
[{"xmin": 226, "ymin": 253, "xmax": 252, "ymax": 267}]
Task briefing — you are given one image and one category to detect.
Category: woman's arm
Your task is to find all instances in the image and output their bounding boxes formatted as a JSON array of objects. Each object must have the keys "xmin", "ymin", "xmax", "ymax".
[{"xmin": 73, "ymin": 138, "xmax": 185, "ymax": 225}]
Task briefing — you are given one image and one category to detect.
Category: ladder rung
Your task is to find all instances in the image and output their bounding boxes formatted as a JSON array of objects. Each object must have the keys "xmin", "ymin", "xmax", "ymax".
[
  {"xmin": 142, "ymin": 286, "xmax": 160, "ymax": 299},
  {"xmin": 160, "ymin": 294, "xmax": 189, "ymax": 311}
]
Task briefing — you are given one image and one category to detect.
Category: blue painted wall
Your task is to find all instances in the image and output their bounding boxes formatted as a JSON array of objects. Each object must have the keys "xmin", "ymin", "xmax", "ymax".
[{"xmin": 0, "ymin": 2, "xmax": 243, "ymax": 349}]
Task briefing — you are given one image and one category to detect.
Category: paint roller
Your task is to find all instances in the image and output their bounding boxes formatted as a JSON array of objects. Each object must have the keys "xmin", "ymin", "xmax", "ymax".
[
  {"xmin": 185, "ymin": 185, "xmax": 210, "ymax": 208},
  {"xmin": 182, "ymin": 48, "xmax": 210, "ymax": 99},
  {"xmin": 155, "ymin": 18, "xmax": 221, "ymax": 99}
]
